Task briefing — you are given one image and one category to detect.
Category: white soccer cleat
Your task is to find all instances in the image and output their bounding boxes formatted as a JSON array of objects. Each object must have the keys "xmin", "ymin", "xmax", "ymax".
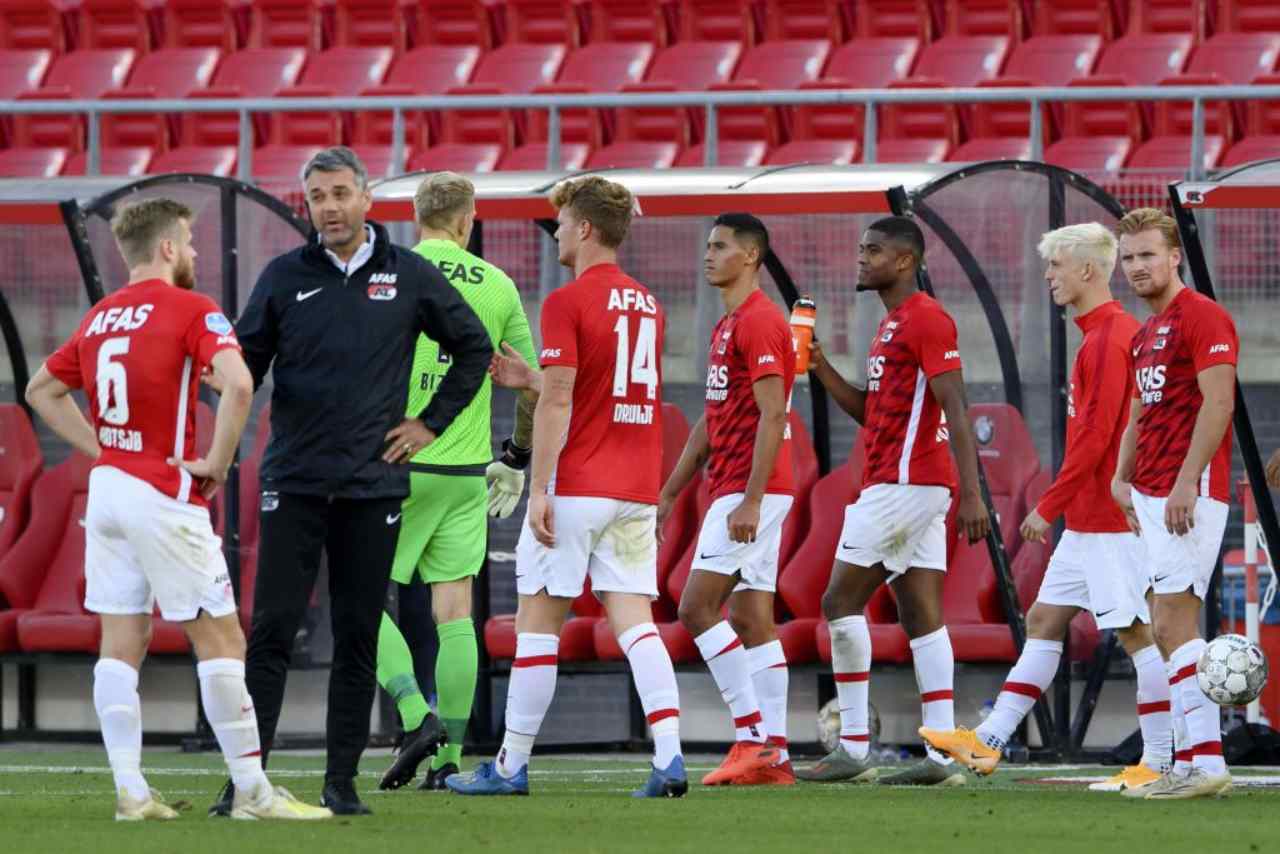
[
  {"xmin": 230, "ymin": 783, "xmax": 334, "ymax": 820},
  {"xmin": 1142, "ymin": 768, "xmax": 1232, "ymax": 800},
  {"xmin": 114, "ymin": 787, "xmax": 182, "ymax": 821}
]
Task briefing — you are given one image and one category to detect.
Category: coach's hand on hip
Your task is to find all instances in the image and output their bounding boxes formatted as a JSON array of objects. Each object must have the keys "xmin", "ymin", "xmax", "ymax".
[{"xmin": 383, "ymin": 418, "xmax": 437, "ymax": 464}]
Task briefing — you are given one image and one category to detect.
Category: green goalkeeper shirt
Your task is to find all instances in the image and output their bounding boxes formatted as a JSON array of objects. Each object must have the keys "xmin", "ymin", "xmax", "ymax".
[{"xmin": 407, "ymin": 238, "xmax": 537, "ymax": 471}]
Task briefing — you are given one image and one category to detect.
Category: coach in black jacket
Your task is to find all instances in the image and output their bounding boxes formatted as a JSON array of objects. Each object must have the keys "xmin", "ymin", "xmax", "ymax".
[{"xmin": 224, "ymin": 147, "xmax": 492, "ymax": 816}]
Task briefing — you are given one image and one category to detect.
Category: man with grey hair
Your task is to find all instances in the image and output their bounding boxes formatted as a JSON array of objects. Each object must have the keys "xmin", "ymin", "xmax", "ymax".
[
  {"xmin": 922, "ymin": 222, "xmax": 1173, "ymax": 793},
  {"xmin": 211, "ymin": 146, "xmax": 493, "ymax": 816}
]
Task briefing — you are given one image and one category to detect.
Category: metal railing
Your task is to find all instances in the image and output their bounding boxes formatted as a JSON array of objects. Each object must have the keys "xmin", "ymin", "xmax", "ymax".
[{"xmin": 1, "ymin": 83, "xmax": 1274, "ymax": 182}]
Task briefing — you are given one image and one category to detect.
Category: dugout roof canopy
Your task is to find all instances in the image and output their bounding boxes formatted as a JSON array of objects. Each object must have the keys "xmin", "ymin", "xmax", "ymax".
[{"xmin": 368, "ymin": 164, "xmax": 953, "ymax": 220}]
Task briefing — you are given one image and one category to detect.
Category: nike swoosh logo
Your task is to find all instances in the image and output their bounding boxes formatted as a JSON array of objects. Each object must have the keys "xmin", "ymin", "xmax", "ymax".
[
  {"xmin": 296, "ymin": 288, "xmax": 323, "ymax": 302},
  {"xmin": 699, "ymin": 552, "xmax": 725, "ymax": 560},
  {"xmin": 1153, "ymin": 574, "xmax": 1170, "ymax": 583},
  {"xmin": 1094, "ymin": 608, "xmax": 1116, "ymax": 618},
  {"xmin": 840, "ymin": 542, "xmax": 856, "ymax": 550},
  {"xmin": 386, "ymin": 513, "xmax": 402, "ymax": 525}
]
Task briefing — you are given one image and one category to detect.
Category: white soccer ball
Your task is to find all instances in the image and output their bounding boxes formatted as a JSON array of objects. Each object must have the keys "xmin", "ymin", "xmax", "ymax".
[
  {"xmin": 816, "ymin": 697, "xmax": 879, "ymax": 753},
  {"xmin": 1196, "ymin": 633, "xmax": 1269, "ymax": 706}
]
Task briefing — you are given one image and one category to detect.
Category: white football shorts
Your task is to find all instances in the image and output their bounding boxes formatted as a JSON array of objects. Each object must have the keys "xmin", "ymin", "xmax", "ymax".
[
  {"xmin": 690, "ymin": 492, "xmax": 795, "ymax": 593},
  {"xmin": 834, "ymin": 483, "xmax": 952, "ymax": 579},
  {"xmin": 515, "ymin": 495, "xmax": 659, "ymax": 600},
  {"xmin": 1035, "ymin": 530, "xmax": 1151, "ymax": 629},
  {"xmin": 84, "ymin": 465, "xmax": 236, "ymax": 622},
  {"xmin": 1131, "ymin": 488, "xmax": 1229, "ymax": 600}
]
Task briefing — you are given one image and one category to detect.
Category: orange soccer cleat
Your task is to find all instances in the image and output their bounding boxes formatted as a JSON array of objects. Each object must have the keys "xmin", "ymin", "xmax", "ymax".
[
  {"xmin": 917, "ymin": 727, "xmax": 1002, "ymax": 776},
  {"xmin": 701, "ymin": 742, "xmax": 780, "ymax": 786},
  {"xmin": 731, "ymin": 758, "xmax": 797, "ymax": 786}
]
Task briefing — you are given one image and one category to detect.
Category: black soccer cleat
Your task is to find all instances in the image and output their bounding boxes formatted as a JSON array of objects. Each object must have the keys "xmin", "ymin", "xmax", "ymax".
[
  {"xmin": 321, "ymin": 778, "xmax": 372, "ymax": 816},
  {"xmin": 418, "ymin": 762, "xmax": 460, "ymax": 791},
  {"xmin": 379, "ymin": 713, "xmax": 448, "ymax": 790},
  {"xmin": 208, "ymin": 778, "xmax": 235, "ymax": 817}
]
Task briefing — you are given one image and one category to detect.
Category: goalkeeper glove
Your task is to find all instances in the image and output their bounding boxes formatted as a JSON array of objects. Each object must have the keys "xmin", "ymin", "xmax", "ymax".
[{"xmin": 485, "ymin": 438, "xmax": 530, "ymax": 519}]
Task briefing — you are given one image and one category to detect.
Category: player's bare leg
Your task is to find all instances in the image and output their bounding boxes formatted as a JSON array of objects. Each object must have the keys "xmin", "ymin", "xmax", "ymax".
[
  {"xmin": 796, "ymin": 560, "xmax": 885, "ymax": 782},
  {"xmin": 602, "ymin": 591, "xmax": 687, "ymax": 797},
  {"xmin": 1133, "ymin": 588, "xmax": 1231, "ymax": 799},
  {"xmin": 184, "ymin": 611, "xmax": 331, "ymax": 820},
  {"xmin": 680, "ymin": 569, "xmax": 778, "ymax": 784},
  {"xmin": 724, "ymin": 589, "xmax": 792, "ymax": 784},
  {"xmin": 95, "ymin": 614, "xmax": 181, "ymax": 821},
  {"xmin": 449, "ymin": 591, "xmax": 572, "ymax": 796},
  {"xmin": 880, "ymin": 568, "xmax": 965, "ymax": 786}
]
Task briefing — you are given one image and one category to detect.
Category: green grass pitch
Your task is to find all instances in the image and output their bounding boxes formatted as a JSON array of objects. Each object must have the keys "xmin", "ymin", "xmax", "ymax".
[{"xmin": 1, "ymin": 748, "xmax": 1278, "ymax": 854}]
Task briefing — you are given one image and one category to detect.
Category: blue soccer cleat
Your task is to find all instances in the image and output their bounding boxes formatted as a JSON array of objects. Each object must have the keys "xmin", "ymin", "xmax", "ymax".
[
  {"xmin": 444, "ymin": 761, "xmax": 529, "ymax": 796},
  {"xmin": 632, "ymin": 756, "xmax": 689, "ymax": 798}
]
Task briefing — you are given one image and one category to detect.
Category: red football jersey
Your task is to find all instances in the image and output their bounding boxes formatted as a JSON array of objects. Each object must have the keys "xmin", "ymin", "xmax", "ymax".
[
  {"xmin": 539, "ymin": 263, "xmax": 665, "ymax": 504},
  {"xmin": 1036, "ymin": 301, "xmax": 1140, "ymax": 533},
  {"xmin": 45, "ymin": 280, "xmax": 243, "ymax": 507},
  {"xmin": 861, "ymin": 292, "xmax": 960, "ymax": 490},
  {"xmin": 703, "ymin": 289, "xmax": 796, "ymax": 500},
  {"xmin": 1131, "ymin": 286, "xmax": 1238, "ymax": 502}
]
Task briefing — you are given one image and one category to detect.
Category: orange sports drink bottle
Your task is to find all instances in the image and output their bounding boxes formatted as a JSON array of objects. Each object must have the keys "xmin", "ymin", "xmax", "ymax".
[{"xmin": 790, "ymin": 297, "xmax": 816, "ymax": 373}]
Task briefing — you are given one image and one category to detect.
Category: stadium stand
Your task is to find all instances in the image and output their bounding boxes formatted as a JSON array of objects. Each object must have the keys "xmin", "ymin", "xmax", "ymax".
[
  {"xmin": 0, "ymin": 0, "xmax": 69, "ymax": 52},
  {"xmin": 0, "ymin": 405, "xmax": 41, "ymax": 561},
  {"xmin": 579, "ymin": 0, "xmax": 673, "ymax": 45},
  {"xmin": 162, "ymin": 0, "xmax": 239, "ymax": 50},
  {"xmin": 12, "ymin": 47, "xmax": 135, "ymax": 152}
]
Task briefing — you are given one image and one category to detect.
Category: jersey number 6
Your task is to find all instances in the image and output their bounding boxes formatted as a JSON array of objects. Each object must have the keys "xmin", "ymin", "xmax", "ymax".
[{"xmin": 96, "ymin": 336, "xmax": 131, "ymax": 426}]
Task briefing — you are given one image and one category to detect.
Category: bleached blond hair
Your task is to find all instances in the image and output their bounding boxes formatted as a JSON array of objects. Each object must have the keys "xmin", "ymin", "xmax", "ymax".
[{"xmin": 1037, "ymin": 222, "xmax": 1118, "ymax": 281}]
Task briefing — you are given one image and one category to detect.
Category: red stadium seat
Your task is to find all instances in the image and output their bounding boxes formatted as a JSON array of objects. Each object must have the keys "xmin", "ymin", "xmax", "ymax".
[
  {"xmin": 676, "ymin": 0, "xmax": 755, "ymax": 44},
  {"xmin": 777, "ymin": 410, "xmax": 819, "ymax": 571},
  {"xmin": 969, "ymin": 35, "xmax": 1101, "ymax": 140},
  {"xmin": 12, "ymin": 48, "xmax": 136, "ymax": 149},
  {"xmin": 583, "ymin": 140, "xmax": 676, "ymax": 167},
  {"xmin": 968, "ymin": 402, "xmax": 1040, "ymax": 552},
  {"xmin": 418, "ymin": 0, "xmax": 496, "ymax": 46},
  {"xmin": 79, "ymin": 0, "xmax": 152, "ymax": 50},
  {"xmin": 101, "ymin": 47, "xmax": 221, "ymax": 148},
  {"xmin": 1092, "ymin": 33, "xmax": 1192, "ymax": 85},
  {"xmin": 62, "ymin": 146, "xmax": 154, "ymax": 174},
  {"xmin": 355, "ymin": 45, "xmax": 480, "ymax": 148},
  {"xmin": 147, "ymin": 145, "xmax": 236, "ymax": 175},
  {"xmin": 945, "ymin": 0, "xmax": 1023, "ymax": 39},
  {"xmin": 1128, "ymin": 0, "xmax": 1209, "ymax": 40},
  {"xmin": 677, "ymin": 139, "xmax": 767, "ymax": 165},
  {"xmin": 611, "ymin": 42, "xmax": 739, "ymax": 148},
  {"xmin": 496, "ymin": 141, "xmax": 589, "ymax": 169},
  {"xmin": 1126, "ymin": 134, "xmax": 1225, "ymax": 171},
  {"xmin": 0, "ymin": 145, "xmax": 66, "ymax": 175},
  {"xmin": 1043, "ymin": 135, "xmax": 1132, "ymax": 173},
  {"xmin": 579, "ymin": 0, "xmax": 672, "ymax": 44},
  {"xmin": 1186, "ymin": 32, "xmax": 1280, "ymax": 84},
  {"xmin": 0, "ymin": 405, "xmax": 41, "ymax": 560},
  {"xmin": 332, "ymin": 0, "xmax": 414, "ymax": 50},
  {"xmin": 526, "ymin": 42, "xmax": 653, "ymax": 147},
  {"xmin": 351, "ymin": 142, "xmax": 408, "ymax": 178},
  {"xmin": 1030, "ymin": 0, "xmax": 1116, "ymax": 40},
  {"xmin": 709, "ymin": 39, "xmax": 832, "ymax": 146},
  {"xmin": 270, "ymin": 47, "xmax": 394, "ymax": 145},
  {"xmin": 1059, "ymin": 74, "xmax": 1146, "ymax": 146},
  {"xmin": 877, "ymin": 137, "xmax": 951, "ymax": 162},
  {"xmin": 946, "ymin": 137, "xmax": 1030, "ymax": 161},
  {"xmin": 246, "ymin": 0, "xmax": 324, "ymax": 49},
  {"xmin": 1219, "ymin": 0, "xmax": 1280, "ymax": 34},
  {"xmin": 162, "ymin": 0, "xmax": 239, "ymax": 50},
  {"xmin": 881, "ymin": 36, "xmax": 1008, "ymax": 148},
  {"xmin": 788, "ymin": 39, "xmax": 919, "ymax": 145},
  {"xmin": 441, "ymin": 44, "xmax": 566, "ymax": 146},
  {"xmin": 764, "ymin": 138, "xmax": 858, "ymax": 165},
  {"xmin": 251, "ymin": 143, "xmax": 323, "ymax": 180},
  {"xmin": 0, "ymin": 454, "xmax": 94, "ymax": 652},
  {"xmin": 1221, "ymin": 136, "xmax": 1280, "ymax": 168},
  {"xmin": 761, "ymin": 0, "xmax": 849, "ymax": 42},
  {"xmin": 182, "ymin": 47, "xmax": 306, "ymax": 146},
  {"xmin": 852, "ymin": 0, "xmax": 934, "ymax": 40},
  {"xmin": 0, "ymin": 0, "xmax": 68, "ymax": 52},
  {"xmin": 503, "ymin": 0, "xmax": 581, "ymax": 44},
  {"xmin": 0, "ymin": 47, "xmax": 51, "ymax": 99},
  {"xmin": 659, "ymin": 401, "xmax": 689, "ymax": 486},
  {"xmin": 407, "ymin": 142, "xmax": 502, "ymax": 172}
]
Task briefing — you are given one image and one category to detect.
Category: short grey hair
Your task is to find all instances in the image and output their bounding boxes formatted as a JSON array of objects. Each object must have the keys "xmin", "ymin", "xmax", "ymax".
[
  {"xmin": 1037, "ymin": 222, "xmax": 1118, "ymax": 280},
  {"xmin": 301, "ymin": 146, "xmax": 368, "ymax": 190}
]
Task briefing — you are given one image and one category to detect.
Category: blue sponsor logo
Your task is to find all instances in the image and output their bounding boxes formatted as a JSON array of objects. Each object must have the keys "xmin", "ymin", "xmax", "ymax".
[{"xmin": 205, "ymin": 312, "xmax": 232, "ymax": 335}]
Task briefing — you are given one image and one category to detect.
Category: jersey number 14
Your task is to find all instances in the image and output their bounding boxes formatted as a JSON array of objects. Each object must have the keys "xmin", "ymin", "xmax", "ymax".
[{"xmin": 612, "ymin": 316, "xmax": 658, "ymax": 400}]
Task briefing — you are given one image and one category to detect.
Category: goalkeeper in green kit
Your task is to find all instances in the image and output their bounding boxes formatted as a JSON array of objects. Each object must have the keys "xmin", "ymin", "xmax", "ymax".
[{"xmin": 377, "ymin": 172, "xmax": 538, "ymax": 791}]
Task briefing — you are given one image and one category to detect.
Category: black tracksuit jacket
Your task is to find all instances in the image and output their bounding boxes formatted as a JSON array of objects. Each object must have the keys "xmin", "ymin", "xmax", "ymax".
[{"xmin": 235, "ymin": 220, "xmax": 493, "ymax": 500}]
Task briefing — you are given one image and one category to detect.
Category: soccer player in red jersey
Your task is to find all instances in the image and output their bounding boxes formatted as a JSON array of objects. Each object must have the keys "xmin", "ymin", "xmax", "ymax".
[
  {"xmin": 449, "ymin": 176, "xmax": 686, "ymax": 798},
  {"xmin": 24, "ymin": 199, "xmax": 330, "ymax": 822},
  {"xmin": 1110, "ymin": 208, "xmax": 1238, "ymax": 799},
  {"xmin": 660, "ymin": 214, "xmax": 796, "ymax": 786},
  {"xmin": 921, "ymin": 223, "xmax": 1171, "ymax": 792},
  {"xmin": 796, "ymin": 216, "xmax": 990, "ymax": 786}
]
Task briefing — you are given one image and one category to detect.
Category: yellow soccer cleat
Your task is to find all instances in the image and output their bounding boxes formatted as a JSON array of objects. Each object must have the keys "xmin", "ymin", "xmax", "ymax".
[
  {"xmin": 917, "ymin": 727, "xmax": 1002, "ymax": 776},
  {"xmin": 1089, "ymin": 764, "xmax": 1162, "ymax": 792},
  {"xmin": 114, "ymin": 787, "xmax": 182, "ymax": 822},
  {"xmin": 230, "ymin": 784, "xmax": 334, "ymax": 821}
]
